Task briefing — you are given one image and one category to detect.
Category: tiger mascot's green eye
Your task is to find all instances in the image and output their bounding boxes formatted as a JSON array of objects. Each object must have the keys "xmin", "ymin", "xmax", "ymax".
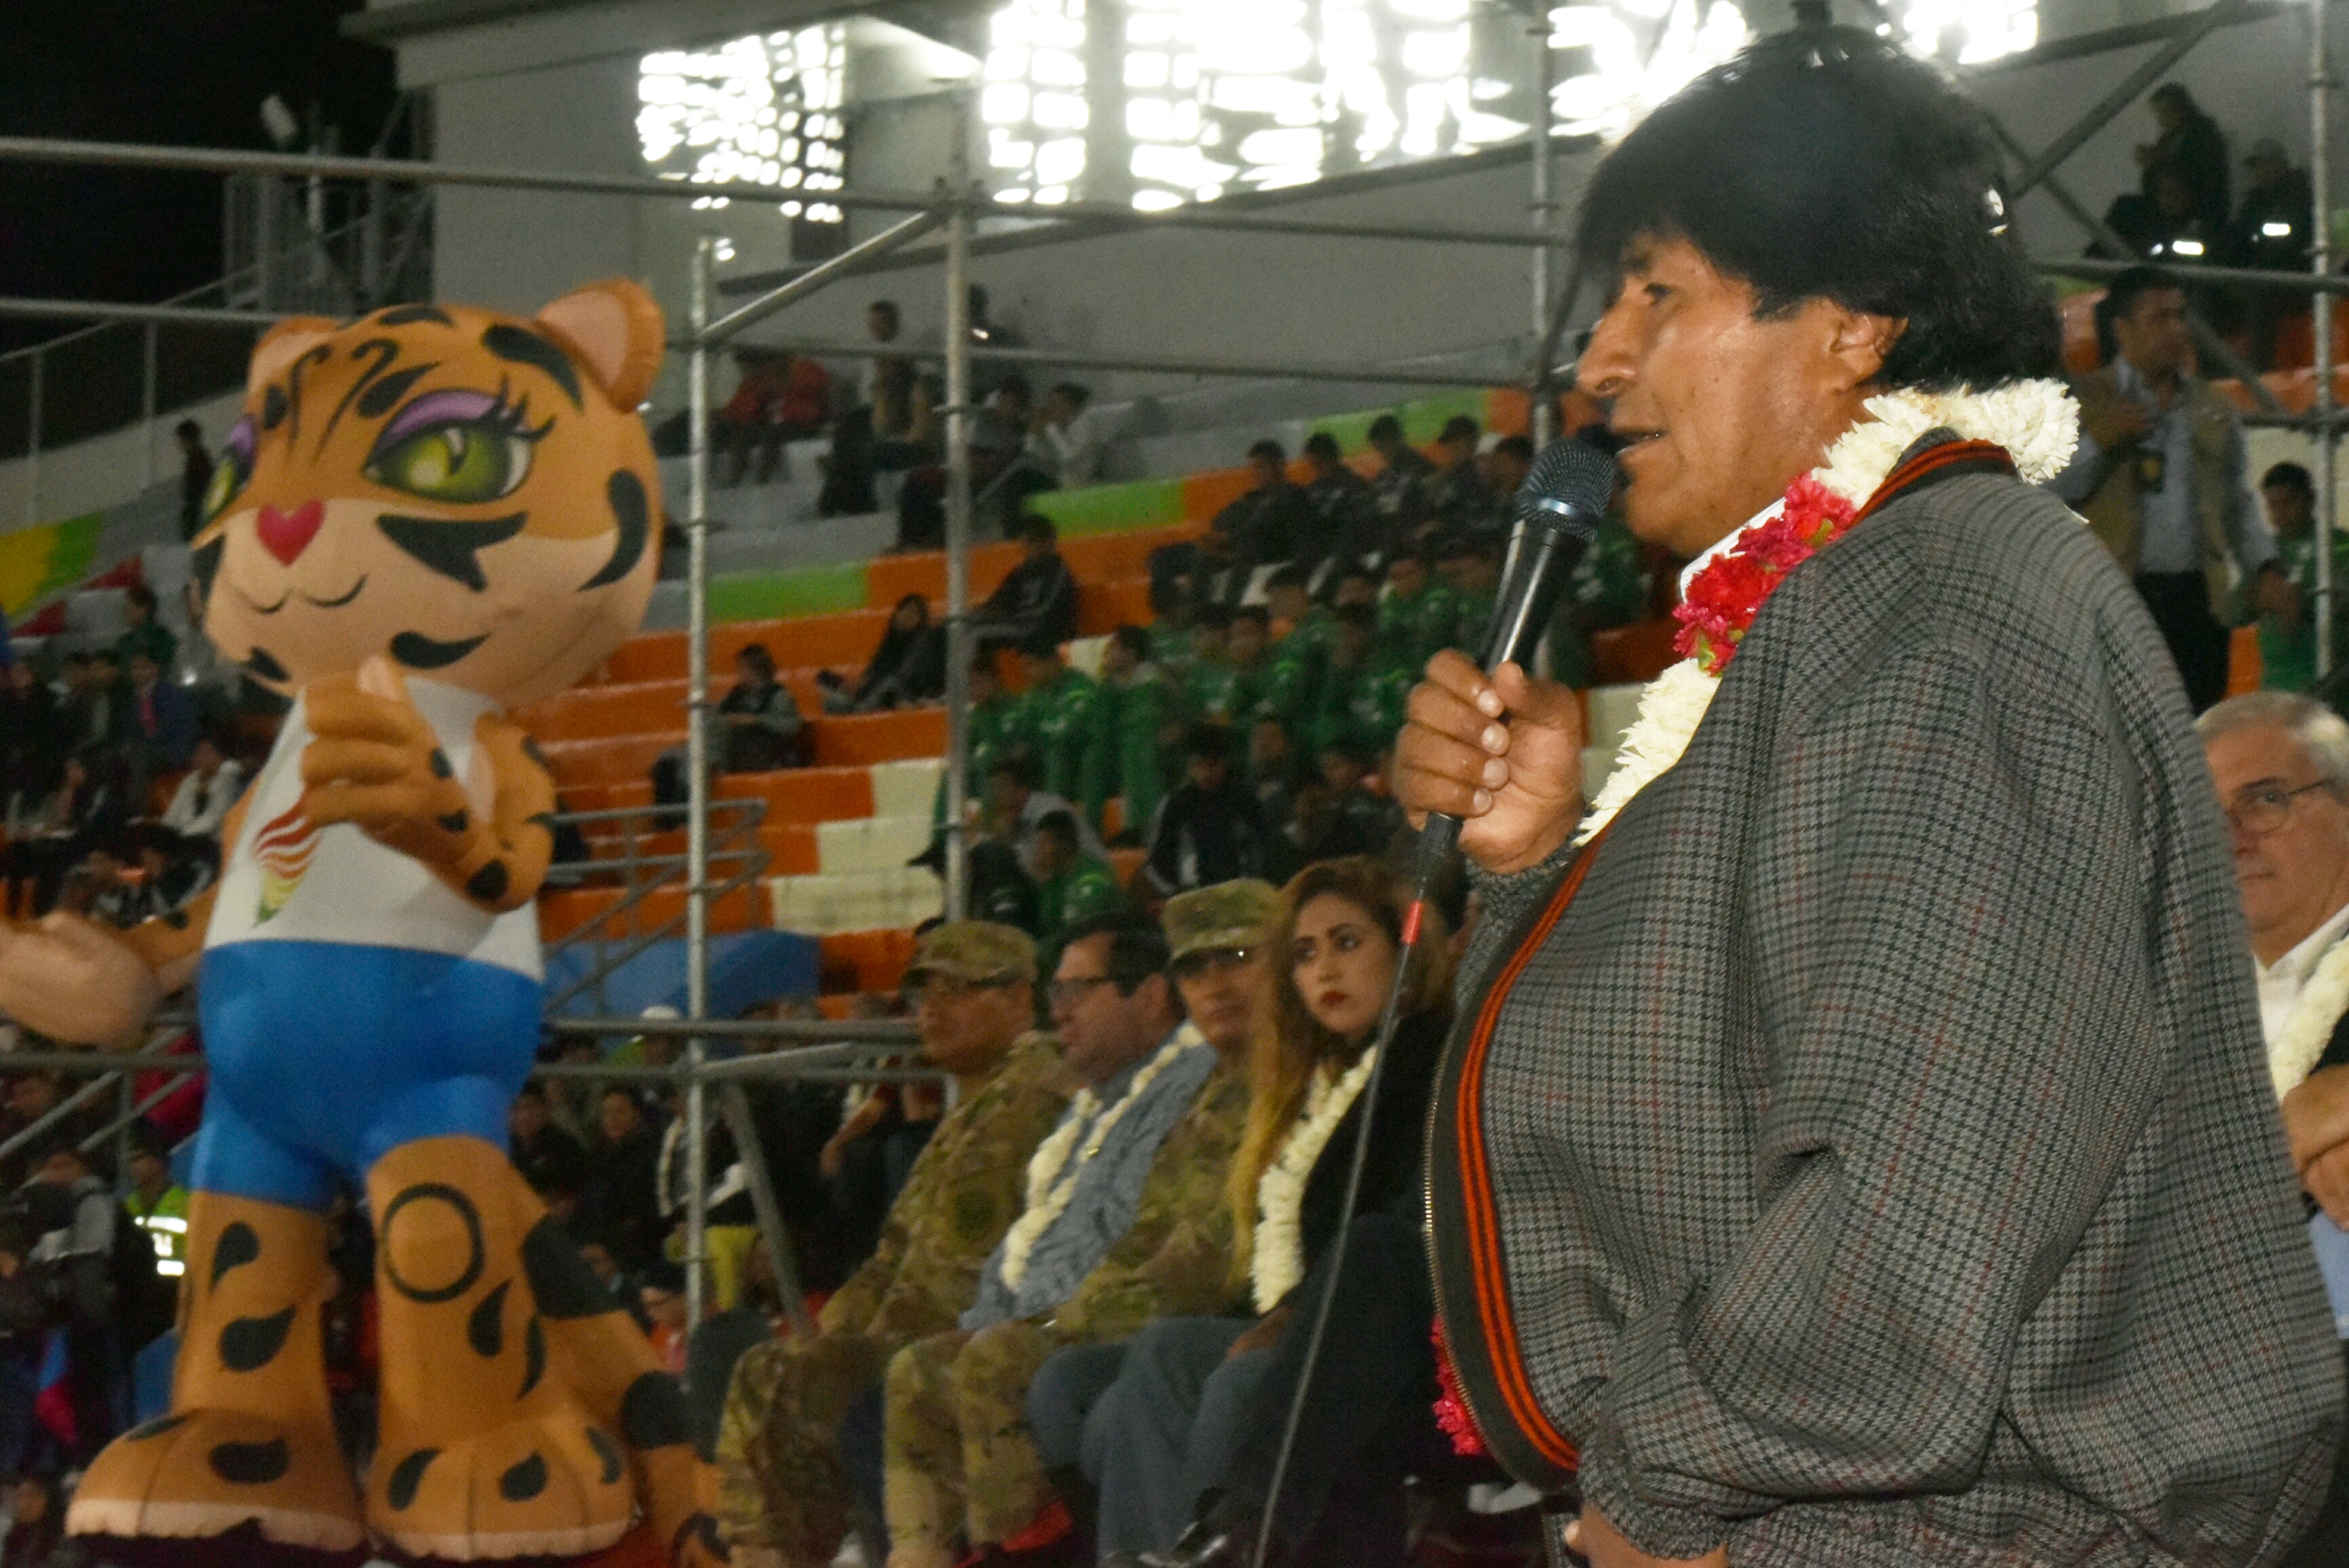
[{"xmin": 366, "ymin": 419, "xmax": 540, "ymax": 504}]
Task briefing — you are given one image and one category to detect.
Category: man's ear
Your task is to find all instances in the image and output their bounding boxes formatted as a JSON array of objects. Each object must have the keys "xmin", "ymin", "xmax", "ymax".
[
  {"xmin": 1827, "ymin": 308, "xmax": 1906, "ymax": 390},
  {"xmin": 537, "ymin": 279, "xmax": 666, "ymax": 411},
  {"xmin": 248, "ymin": 318, "xmax": 341, "ymax": 398}
]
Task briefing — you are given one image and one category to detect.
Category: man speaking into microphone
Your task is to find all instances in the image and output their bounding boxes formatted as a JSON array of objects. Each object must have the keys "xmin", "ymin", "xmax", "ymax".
[{"xmin": 1395, "ymin": 30, "xmax": 2342, "ymax": 1568}]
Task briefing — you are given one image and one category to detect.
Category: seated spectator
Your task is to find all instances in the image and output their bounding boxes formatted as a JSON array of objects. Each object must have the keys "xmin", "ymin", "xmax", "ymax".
[
  {"xmin": 718, "ymin": 349, "xmax": 833, "ymax": 487},
  {"xmin": 1548, "ymin": 493, "xmax": 1657, "ymax": 689},
  {"xmin": 2256, "ymin": 462, "xmax": 2344, "ymax": 692},
  {"xmin": 713, "ymin": 923, "xmax": 1069, "ymax": 1568},
  {"xmin": 56, "ymin": 653, "xmax": 128, "ymax": 758},
  {"xmin": 577, "ymin": 1087, "xmax": 666, "ymax": 1274},
  {"xmin": 1181, "ymin": 606, "xmax": 1267, "ymax": 729},
  {"xmin": 1295, "ymin": 742, "xmax": 1399, "ymax": 864},
  {"xmin": 985, "ymin": 750, "xmax": 1106, "ymax": 882},
  {"xmin": 1296, "ymin": 433, "xmax": 1378, "ymax": 583},
  {"xmin": 639, "ymin": 1257, "xmax": 693, "ymax": 1375},
  {"xmin": 974, "ymin": 377, "xmax": 1054, "ymax": 530},
  {"xmin": 3, "ymin": 751, "xmax": 126, "ymax": 919},
  {"xmin": 1364, "ymin": 415, "xmax": 1434, "ymax": 535},
  {"xmin": 0, "ymin": 664, "xmax": 62, "ymax": 830},
  {"xmin": 1376, "ymin": 551, "xmax": 1458, "ymax": 672},
  {"xmin": 686, "ymin": 1231, "xmax": 790, "ymax": 1461},
  {"xmin": 23, "ymin": 1140, "xmax": 151, "ymax": 1467},
  {"xmin": 1246, "ymin": 718, "xmax": 1311, "ymax": 867},
  {"xmin": 1433, "ymin": 533, "xmax": 1502, "ymax": 653},
  {"xmin": 823, "ymin": 593, "xmax": 947, "ymax": 714},
  {"xmin": 915, "ymin": 656, "xmax": 1022, "ymax": 873},
  {"xmin": 820, "ymin": 299, "xmax": 928, "ymax": 518},
  {"xmin": 1023, "ymin": 382, "xmax": 1105, "ymax": 489},
  {"xmin": 155, "ymin": 729, "xmax": 246, "ymax": 847},
  {"xmin": 1143, "ymin": 724, "xmax": 1271, "ymax": 898},
  {"xmin": 121, "ymin": 1120, "xmax": 188, "ymax": 1291},
  {"xmin": 1089, "ymin": 626, "xmax": 1172, "ymax": 842},
  {"xmin": 2199, "ymin": 693, "xmax": 2349, "ymax": 1561},
  {"xmin": 1030, "ymin": 809, "xmax": 1128, "ymax": 971},
  {"xmin": 876, "ymin": 904, "xmax": 1260, "ymax": 1568},
  {"xmin": 2103, "ymin": 81, "xmax": 2230, "ymax": 257},
  {"xmin": 1046, "ymin": 858, "xmax": 1453, "ymax": 1564},
  {"xmin": 653, "ymin": 643, "xmax": 809, "ymax": 818},
  {"xmin": 110, "ymin": 824, "xmax": 214, "ymax": 928},
  {"xmin": 2232, "ymin": 138, "xmax": 2318, "ymax": 369},
  {"xmin": 1008, "ymin": 638, "xmax": 1102, "ymax": 807},
  {"xmin": 113, "ymin": 584, "xmax": 176, "ymax": 675},
  {"xmin": 1329, "ymin": 564, "xmax": 1382, "ymax": 613},
  {"xmin": 1212, "ymin": 440, "xmax": 1310, "ymax": 581},
  {"xmin": 1477, "ymin": 433, "xmax": 1535, "ymax": 532},
  {"xmin": 1303, "ymin": 606, "xmax": 1412, "ymax": 764},
  {"xmin": 976, "ymin": 516, "xmax": 1082, "ymax": 655},
  {"xmin": 510, "ymin": 1081, "xmax": 589, "ymax": 1216},
  {"xmin": 0, "ymin": 1474, "xmax": 71, "ymax": 1568},
  {"xmin": 121, "ymin": 651, "xmax": 197, "ymax": 792},
  {"xmin": 1418, "ymin": 415, "xmax": 1491, "ymax": 541}
]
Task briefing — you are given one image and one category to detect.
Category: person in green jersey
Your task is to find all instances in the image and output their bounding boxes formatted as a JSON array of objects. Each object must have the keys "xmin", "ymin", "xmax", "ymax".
[
  {"xmin": 1548, "ymin": 510, "xmax": 1658, "ymax": 690},
  {"xmin": 1306, "ymin": 605, "xmax": 1414, "ymax": 761},
  {"xmin": 1259, "ymin": 567, "xmax": 1332, "ymax": 732},
  {"xmin": 1435, "ymin": 533, "xmax": 1502, "ymax": 657},
  {"xmin": 1090, "ymin": 626, "xmax": 1173, "ymax": 843},
  {"xmin": 1008, "ymin": 638, "xmax": 1103, "ymax": 807},
  {"xmin": 1028, "ymin": 808, "xmax": 1128, "ymax": 976},
  {"xmin": 2256, "ymin": 461, "xmax": 2349, "ymax": 695},
  {"xmin": 1376, "ymin": 551, "xmax": 1459, "ymax": 671}
]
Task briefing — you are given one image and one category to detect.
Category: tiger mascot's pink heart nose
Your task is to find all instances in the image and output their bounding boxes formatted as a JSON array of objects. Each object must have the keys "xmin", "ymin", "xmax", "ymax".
[{"xmin": 256, "ymin": 499, "xmax": 324, "ymax": 565}]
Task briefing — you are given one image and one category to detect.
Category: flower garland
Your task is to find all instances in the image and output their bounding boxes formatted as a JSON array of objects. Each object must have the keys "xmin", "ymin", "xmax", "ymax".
[
  {"xmin": 2269, "ymin": 938, "xmax": 2349, "ymax": 1100},
  {"xmin": 998, "ymin": 1027, "xmax": 1198, "ymax": 1292},
  {"xmin": 1575, "ymin": 380, "xmax": 2080, "ymax": 845},
  {"xmin": 1250, "ymin": 1044, "xmax": 1379, "ymax": 1313}
]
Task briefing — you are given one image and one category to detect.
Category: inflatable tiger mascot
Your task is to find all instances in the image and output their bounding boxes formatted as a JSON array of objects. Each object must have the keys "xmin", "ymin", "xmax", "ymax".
[{"xmin": 0, "ymin": 282, "xmax": 721, "ymax": 1566}]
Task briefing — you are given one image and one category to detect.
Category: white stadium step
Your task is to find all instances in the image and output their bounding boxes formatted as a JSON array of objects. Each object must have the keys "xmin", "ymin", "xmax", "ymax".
[
  {"xmin": 816, "ymin": 814, "xmax": 934, "ymax": 874},
  {"xmin": 768, "ymin": 866, "xmax": 944, "ymax": 936}
]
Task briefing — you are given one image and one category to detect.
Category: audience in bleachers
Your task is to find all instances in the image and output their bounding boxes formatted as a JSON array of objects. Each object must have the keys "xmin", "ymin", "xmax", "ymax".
[
  {"xmin": 1143, "ymin": 725, "xmax": 1272, "ymax": 898},
  {"xmin": 715, "ymin": 349, "xmax": 835, "ymax": 489},
  {"xmin": 1363, "ymin": 415, "xmax": 1434, "ymax": 537},
  {"xmin": 977, "ymin": 517, "xmax": 1083, "ymax": 657}
]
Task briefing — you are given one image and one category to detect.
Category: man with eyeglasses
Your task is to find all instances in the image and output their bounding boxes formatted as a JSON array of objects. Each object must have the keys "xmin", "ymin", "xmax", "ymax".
[
  {"xmin": 715, "ymin": 922, "xmax": 1069, "ymax": 1568},
  {"xmin": 880, "ymin": 902, "xmax": 1261, "ymax": 1568},
  {"xmin": 2200, "ymin": 690, "xmax": 2349, "ymax": 1565}
]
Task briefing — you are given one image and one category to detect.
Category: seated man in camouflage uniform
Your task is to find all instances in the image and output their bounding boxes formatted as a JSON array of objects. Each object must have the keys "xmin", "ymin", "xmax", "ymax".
[
  {"xmin": 881, "ymin": 889, "xmax": 1274, "ymax": 1568},
  {"xmin": 716, "ymin": 922, "xmax": 1070, "ymax": 1568}
]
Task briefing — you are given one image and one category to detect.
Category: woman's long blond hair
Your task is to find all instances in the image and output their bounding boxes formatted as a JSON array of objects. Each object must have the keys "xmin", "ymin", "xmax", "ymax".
[{"xmin": 1226, "ymin": 857, "xmax": 1453, "ymax": 1276}]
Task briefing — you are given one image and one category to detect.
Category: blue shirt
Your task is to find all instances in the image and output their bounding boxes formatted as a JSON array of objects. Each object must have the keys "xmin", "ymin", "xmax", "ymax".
[{"xmin": 2049, "ymin": 360, "xmax": 2273, "ymax": 578}]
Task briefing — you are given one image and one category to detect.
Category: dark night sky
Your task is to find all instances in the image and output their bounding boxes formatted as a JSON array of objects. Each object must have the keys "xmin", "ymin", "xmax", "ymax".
[{"xmin": 0, "ymin": 1, "xmax": 398, "ymax": 353}]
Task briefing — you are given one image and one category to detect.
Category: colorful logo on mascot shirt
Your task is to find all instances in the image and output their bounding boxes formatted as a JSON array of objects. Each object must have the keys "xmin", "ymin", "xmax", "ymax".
[{"xmin": 252, "ymin": 795, "xmax": 322, "ymax": 922}]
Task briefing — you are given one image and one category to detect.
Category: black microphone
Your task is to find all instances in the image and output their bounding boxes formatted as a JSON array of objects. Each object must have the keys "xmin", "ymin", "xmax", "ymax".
[{"xmin": 1413, "ymin": 438, "xmax": 1618, "ymax": 877}]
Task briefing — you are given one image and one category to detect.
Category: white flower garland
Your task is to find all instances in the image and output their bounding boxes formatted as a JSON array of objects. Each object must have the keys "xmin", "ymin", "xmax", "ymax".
[
  {"xmin": 998, "ymin": 1025, "xmax": 1198, "ymax": 1292},
  {"xmin": 2269, "ymin": 940, "xmax": 2349, "ymax": 1099},
  {"xmin": 1575, "ymin": 380, "xmax": 2082, "ymax": 845},
  {"xmin": 1250, "ymin": 1044, "xmax": 1379, "ymax": 1312}
]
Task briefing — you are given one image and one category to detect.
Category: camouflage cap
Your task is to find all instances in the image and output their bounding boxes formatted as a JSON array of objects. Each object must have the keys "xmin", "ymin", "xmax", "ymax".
[
  {"xmin": 1162, "ymin": 879, "xmax": 1281, "ymax": 963},
  {"xmin": 904, "ymin": 921, "xmax": 1037, "ymax": 987}
]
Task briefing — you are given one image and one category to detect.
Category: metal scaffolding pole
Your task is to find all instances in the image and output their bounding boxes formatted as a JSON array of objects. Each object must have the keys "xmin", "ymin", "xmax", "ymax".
[
  {"xmin": 942, "ymin": 115, "xmax": 977, "ymax": 923},
  {"xmin": 0, "ymin": 136, "xmax": 1569, "ymax": 250},
  {"xmin": 685, "ymin": 238, "xmax": 715, "ymax": 1330},
  {"xmin": 26, "ymin": 351, "xmax": 41, "ymax": 528},
  {"xmin": 702, "ymin": 207, "xmax": 947, "ymax": 347},
  {"xmin": 711, "ymin": 334, "xmax": 1515, "ymax": 390},
  {"xmin": 2317, "ymin": 0, "xmax": 2337, "ymax": 678},
  {"xmin": 1529, "ymin": 10, "xmax": 1557, "ymax": 446}
]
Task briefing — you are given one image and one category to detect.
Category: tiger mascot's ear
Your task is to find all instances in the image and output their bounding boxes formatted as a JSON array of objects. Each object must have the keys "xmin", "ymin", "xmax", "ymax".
[
  {"xmin": 535, "ymin": 279, "xmax": 666, "ymax": 413},
  {"xmin": 248, "ymin": 316, "xmax": 342, "ymax": 398}
]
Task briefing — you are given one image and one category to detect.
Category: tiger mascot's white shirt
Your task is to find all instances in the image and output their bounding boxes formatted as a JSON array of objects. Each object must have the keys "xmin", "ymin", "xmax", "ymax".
[{"xmin": 206, "ymin": 676, "xmax": 542, "ymax": 981}]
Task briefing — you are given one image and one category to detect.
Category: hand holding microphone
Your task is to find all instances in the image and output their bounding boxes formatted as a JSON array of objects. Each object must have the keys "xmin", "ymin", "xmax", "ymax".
[{"xmin": 1394, "ymin": 438, "xmax": 1618, "ymax": 878}]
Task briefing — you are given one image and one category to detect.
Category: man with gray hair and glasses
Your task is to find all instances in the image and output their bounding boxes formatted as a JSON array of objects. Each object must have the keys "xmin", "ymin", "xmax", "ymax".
[{"xmin": 2201, "ymin": 689, "xmax": 2349, "ymax": 1565}]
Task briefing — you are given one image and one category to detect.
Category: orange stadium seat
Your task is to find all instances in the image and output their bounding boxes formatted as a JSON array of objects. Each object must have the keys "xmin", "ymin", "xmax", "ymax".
[
  {"xmin": 811, "ymin": 709, "xmax": 948, "ymax": 767},
  {"xmin": 714, "ymin": 766, "xmax": 877, "ymax": 824},
  {"xmin": 1078, "ymin": 580, "xmax": 1155, "ymax": 634}
]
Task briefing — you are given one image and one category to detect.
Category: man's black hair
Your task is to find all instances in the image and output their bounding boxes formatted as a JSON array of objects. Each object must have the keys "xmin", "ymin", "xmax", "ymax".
[
  {"xmin": 1062, "ymin": 910, "xmax": 1167, "ymax": 995},
  {"xmin": 1018, "ymin": 513, "xmax": 1058, "ymax": 546},
  {"xmin": 2264, "ymin": 461, "xmax": 2316, "ymax": 495},
  {"xmin": 1183, "ymin": 722, "xmax": 1232, "ymax": 762},
  {"xmin": 871, "ymin": 299, "xmax": 901, "ymax": 321},
  {"xmin": 1336, "ymin": 564, "xmax": 1383, "ymax": 590},
  {"xmin": 1577, "ymin": 27, "xmax": 2059, "ymax": 390},
  {"xmin": 1438, "ymin": 415, "xmax": 1480, "ymax": 444},
  {"xmin": 1246, "ymin": 438, "xmax": 1286, "ymax": 465},
  {"xmin": 2149, "ymin": 81, "xmax": 2200, "ymax": 117},
  {"xmin": 2103, "ymin": 266, "xmax": 2182, "ymax": 324},
  {"xmin": 1231, "ymin": 605, "xmax": 1269, "ymax": 630},
  {"xmin": 514, "ymin": 1081, "xmax": 550, "ymax": 1105},
  {"xmin": 1367, "ymin": 413, "xmax": 1405, "ymax": 443},
  {"xmin": 988, "ymin": 748, "xmax": 1046, "ymax": 790},
  {"xmin": 1334, "ymin": 603, "xmax": 1379, "ymax": 629},
  {"xmin": 125, "ymin": 584, "xmax": 157, "ymax": 614},
  {"xmin": 1111, "ymin": 624, "xmax": 1152, "ymax": 661},
  {"xmin": 1194, "ymin": 603, "xmax": 1236, "ymax": 632},
  {"xmin": 174, "ymin": 419, "xmax": 203, "ymax": 441},
  {"xmin": 1263, "ymin": 564, "xmax": 1310, "ymax": 593},
  {"xmin": 1035, "ymin": 809, "xmax": 1082, "ymax": 850},
  {"xmin": 1302, "ymin": 432, "xmax": 1342, "ymax": 461},
  {"xmin": 736, "ymin": 642, "xmax": 776, "ymax": 675},
  {"xmin": 1493, "ymin": 434, "xmax": 1535, "ymax": 462}
]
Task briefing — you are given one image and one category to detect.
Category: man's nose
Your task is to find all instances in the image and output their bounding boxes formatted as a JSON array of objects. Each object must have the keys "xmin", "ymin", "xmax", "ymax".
[{"xmin": 1577, "ymin": 305, "xmax": 1637, "ymax": 400}]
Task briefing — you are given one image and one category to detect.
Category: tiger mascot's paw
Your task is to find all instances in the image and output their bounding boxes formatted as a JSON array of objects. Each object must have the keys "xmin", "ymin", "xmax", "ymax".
[
  {"xmin": 67, "ymin": 1407, "xmax": 366, "ymax": 1558},
  {"xmin": 362, "ymin": 1407, "xmax": 636, "ymax": 1563}
]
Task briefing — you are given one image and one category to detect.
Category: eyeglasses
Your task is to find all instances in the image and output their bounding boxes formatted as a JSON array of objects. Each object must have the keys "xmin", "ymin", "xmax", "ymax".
[
  {"xmin": 2226, "ymin": 780, "xmax": 2333, "ymax": 837},
  {"xmin": 1048, "ymin": 975, "xmax": 1123, "ymax": 1007},
  {"xmin": 1170, "ymin": 946, "xmax": 1255, "ymax": 980}
]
